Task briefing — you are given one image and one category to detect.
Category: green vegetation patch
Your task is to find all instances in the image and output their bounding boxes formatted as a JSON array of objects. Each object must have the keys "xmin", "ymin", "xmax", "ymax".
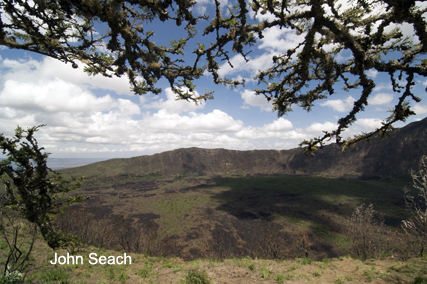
[{"xmin": 180, "ymin": 268, "xmax": 212, "ymax": 284}]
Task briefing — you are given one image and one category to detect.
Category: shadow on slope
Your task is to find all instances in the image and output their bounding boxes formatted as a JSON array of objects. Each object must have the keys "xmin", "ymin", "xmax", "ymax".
[{"xmin": 57, "ymin": 174, "xmax": 413, "ymax": 260}]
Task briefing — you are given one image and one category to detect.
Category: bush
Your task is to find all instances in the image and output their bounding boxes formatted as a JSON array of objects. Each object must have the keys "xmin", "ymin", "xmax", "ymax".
[
  {"xmin": 0, "ymin": 269, "xmax": 23, "ymax": 284},
  {"xmin": 412, "ymin": 276, "xmax": 427, "ymax": 284},
  {"xmin": 402, "ymin": 156, "xmax": 427, "ymax": 256},
  {"xmin": 347, "ymin": 204, "xmax": 388, "ymax": 260}
]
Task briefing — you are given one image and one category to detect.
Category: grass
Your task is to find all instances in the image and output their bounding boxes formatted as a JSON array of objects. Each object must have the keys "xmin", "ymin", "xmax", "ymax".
[
  {"xmin": 260, "ymin": 265, "xmax": 271, "ymax": 278},
  {"xmin": 1, "ymin": 238, "xmax": 427, "ymax": 284},
  {"xmin": 136, "ymin": 264, "xmax": 153, "ymax": 278},
  {"xmin": 233, "ymin": 257, "xmax": 256, "ymax": 270},
  {"xmin": 297, "ymin": 257, "xmax": 313, "ymax": 265},
  {"xmin": 180, "ymin": 268, "xmax": 211, "ymax": 284},
  {"xmin": 27, "ymin": 267, "xmax": 70, "ymax": 283},
  {"xmin": 275, "ymin": 273, "xmax": 286, "ymax": 283},
  {"xmin": 287, "ymin": 263, "xmax": 301, "ymax": 272},
  {"xmin": 334, "ymin": 275, "xmax": 345, "ymax": 284},
  {"xmin": 162, "ymin": 260, "xmax": 177, "ymax": 268}
]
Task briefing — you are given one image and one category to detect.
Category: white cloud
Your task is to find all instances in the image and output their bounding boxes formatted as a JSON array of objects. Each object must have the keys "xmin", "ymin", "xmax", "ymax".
[
  {"xmin": 235, "ymin": 126, "xmax": 307, "ymax": 140},
  {"xmin": 367, "ymin": 69, "xmax": 378, "ymax": 78},
  {"xmin": 0, "ymin": 54, "xmax": 279, "ymax": 157},
  {"xmin": 369, "ymin": 93, "xmax": 393, "ymax": 105},
  {"xmin": 1, "ymin": 57, "xmax": 133, "ymax": 96},
  {"xmin": 320, "ymin": 96, "xmax": 355, "ymax": 112},
  {"xmin": 143, "ymin": 87, "xmax": 204, "ymax": 114},
  {"xmin": 217, "ymin": 52, "xmax": 274, "ymax": 78},
  {"xmin": 241, "ymin": 90, "xmax": 272, "ymax": 111},
  {"xmin": 334, "ymin": 50, "xmax": 353, "ymax": 62},
  {"xmin": 413, "ymin": 104, "xmax": 427, "ymax": 114},
  {"xmin": 264, "ymin": 118, "xmax": 293, "ymax": 131},
  {"xmin": 258, "ymin": 26, "xmax": 305, "ymax": 52},
  {"xmin": 216, "ymin": 24, "xmax": 307, "ymax": 79},
  {"xmin": 118, "ymin": 99, "xmax": 141, "ymax": 115},
  {"xmin": 235, "ymin": 118, "xmax": 302, "ymax": 140},
  {"xmin": 0, "ymin": 78, "xmax": 116, "ymax": 113},
  {"xmin": 374, "ymin": 83, "xmax": 393, "ymax": 92},
  {"xmin": 145, "ymin": 109, "xmax": 243, "ymax": 133},
  {"xmin": 306, "ymin": 121, "xmax": 337, "ymax": 133},
  {"xmin": 217, "ymin": 54, "xmax": 247, "ymax": 77},
  {"xmin": 193, "ymin": 0, "xmax": 228, "ymax": 15},
  {"xmin": 355, "ymin": 118, "xmax": 384, "ymax": 129},
  {"xmin": 86, "ymin": 137, "xmax": 110, "ymax": 143}
]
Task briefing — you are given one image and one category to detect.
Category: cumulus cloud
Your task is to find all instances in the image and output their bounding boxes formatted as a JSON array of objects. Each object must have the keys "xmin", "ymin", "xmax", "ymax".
[
  {"xmin": 413, "ymin": 104, "xmax": 427, "ymax": 115},
  {"xmin": 258, "ymin": 26, "xmax": 305, "ymax": 52},
  {"xmin": 236, "ymin": 127, "xmax": 306, "ymax": 141},
  {"xmin": 216, "ymin": 25, "xmax": 306, "ymax": 79},
  {"xmin": 367, "ymin": 69, "xmax": 378, "ymax": 78},
  {"xmin": 305, "ymin": 121, "xmax": 337, "ymax": 133},
  {"xmin": 374, "ymin": 83, "xmax": 393, "ymax": 92},
  {"xmin": 0, "ymin": 78, "xmax": 116, "ymax": 113},
  {"xmin": 118, "ymin": 99, "xmax": 141, "ymax": 115},
  {"xmin": 241, "ymin": 90, "xmax": 272, "ymax": 111},
  {"xmin": 1, "ymin": 57, "xmax": 132, "ymax": 96},
  {"xmin": 143, "ymin": 87, "xmax": 204, "ymax": 114},
  {"xmin": 86, "ymin": 137, "xmax": 110, "ymax": 143},
  {"xmin": 235, "ymin": 118, "xmax": 302, "ymax": 140},
  {"xmin": 320, "ymin": 96, "xmax": 355, "ymax": 112},
  {"xmin": 264, "ymin": 118, "xmax": 293, "ymax": 131},
  {"xmin": 369, "ymin": 93, "xmax": 393, "ymax": 105},
  {"xmin": 217, "ymin": 52, "xmax": 274, "ymax": 78},
  {"xmin": 192, "ymin": 0, "xmax": 228, "ymax": 15},
  {"xmin": 0, "ymin": 56, "xmax": 307, "ymax": 157},
  {"xmin": 355, "ymin": 118, "xmax": 384, "ymax": 130},
  {"xmin": 144, "ymin": 109, "xmax": 244, "ymax": 133}
]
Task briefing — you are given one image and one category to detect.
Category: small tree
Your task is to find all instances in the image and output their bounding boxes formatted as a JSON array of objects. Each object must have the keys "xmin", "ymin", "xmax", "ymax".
[
  {"xmin": 402, "ymin": 156, "xmax": 427, "ymax": 256},
  {"xmin": 0, "ymin": 200, "xmax": 36, "ymax": 281},
  {"xmin": 347, "ymin": 203, "xmax": 387, "ymax": 260},
  {"xmin": 0, "ymin": 125, "xmax": 83, "ymax": 276}
]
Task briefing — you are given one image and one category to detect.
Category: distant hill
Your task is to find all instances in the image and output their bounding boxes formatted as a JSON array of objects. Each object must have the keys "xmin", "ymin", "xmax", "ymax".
[
  {"xmin": 0, "ymin": 158, "xmax": 108, "ymax": 170},
  {"xmin": 59, "ymin": 118, "xmax": 427, "ymax": 180},
  {"xmin": 47, "ymin": 158, "xmax": 109, "ymax": 170}
]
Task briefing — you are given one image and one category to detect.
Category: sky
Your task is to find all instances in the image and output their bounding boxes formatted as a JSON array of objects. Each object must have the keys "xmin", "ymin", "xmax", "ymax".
[{"xmin": 1, "ymin": 1, "xmax": 427, "ymax": 158}]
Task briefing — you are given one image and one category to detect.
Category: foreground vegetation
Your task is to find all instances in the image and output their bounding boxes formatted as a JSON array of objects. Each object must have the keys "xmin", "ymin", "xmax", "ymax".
[
  {"xmin": 2, "ymin": 172, "xmax": 427, "ymax": 283},
  {"xmin": 2, "ymin": 238, "xmax": 427, "ymax": 284},
  {"xmin": 3, "ymin": 169, "xmax": 427, "ymax": 283}
]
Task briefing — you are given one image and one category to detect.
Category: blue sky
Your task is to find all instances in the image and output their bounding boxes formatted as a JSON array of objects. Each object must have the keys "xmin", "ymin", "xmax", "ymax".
[{"xmin": 1, "ymin": 1, "xmax": 426, "ymax": 158}]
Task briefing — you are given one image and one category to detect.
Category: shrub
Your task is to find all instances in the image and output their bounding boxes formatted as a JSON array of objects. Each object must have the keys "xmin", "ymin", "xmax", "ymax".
[
  {"xmin": 402, "ymin": 156, "xmax": 427, "ymax": 256},
  {"xmin": 347, "ymin": 204, "xmax": 388, "ymax": 260},
  {"xmin": 0, "ymin": 209, "xmax": 37, "ymax": 280},
  {"xmin": 0, "ymin": 269, "xmax": 23, "ymax": 284},
  {"xmin": 412, "ymin": 276, "xmax": 427, "ymax": 284}
]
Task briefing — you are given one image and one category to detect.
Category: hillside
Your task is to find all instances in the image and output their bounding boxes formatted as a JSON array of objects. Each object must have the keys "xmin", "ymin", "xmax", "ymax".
[{"xmin": 60, "ymin": 117, "xmax": 427, "ymax": 180}]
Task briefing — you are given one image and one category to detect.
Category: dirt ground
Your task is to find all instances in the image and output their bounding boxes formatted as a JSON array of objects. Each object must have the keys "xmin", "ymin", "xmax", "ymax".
[{"xmin": 121, "ymin": 255, "xmax": 427, "ymax": 284}]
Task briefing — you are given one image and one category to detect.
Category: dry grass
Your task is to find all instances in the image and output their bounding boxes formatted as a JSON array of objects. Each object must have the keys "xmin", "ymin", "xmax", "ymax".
[{"xmin": 19, "ymin": 241, "xmax": 427, "ymax": 284}]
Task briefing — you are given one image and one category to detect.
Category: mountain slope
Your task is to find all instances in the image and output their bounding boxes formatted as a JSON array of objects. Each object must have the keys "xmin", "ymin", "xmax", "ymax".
[{"xmin": 59, "ymin": 117, "xmax": 427, "ymax": 180}]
